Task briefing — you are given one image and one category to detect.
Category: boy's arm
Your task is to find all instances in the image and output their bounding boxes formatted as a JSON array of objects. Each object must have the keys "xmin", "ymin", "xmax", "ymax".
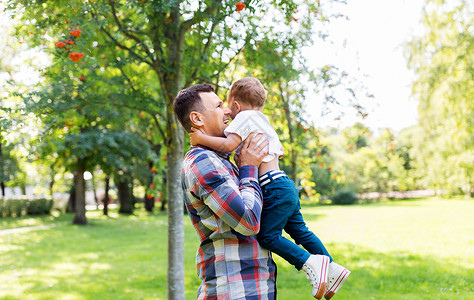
[
  {"xmin": 190, "ymin": 127, "xmax": 242, "ymax": 153},
  {"xmin": 189, "ymin": 134, "xmax": 269, "ymax": 236}
]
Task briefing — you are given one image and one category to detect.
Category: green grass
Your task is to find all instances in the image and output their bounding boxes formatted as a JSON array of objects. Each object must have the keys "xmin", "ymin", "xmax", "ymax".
[{"xmin": 0, "ymin": 198, "xmax": 473, "ymax": 299}]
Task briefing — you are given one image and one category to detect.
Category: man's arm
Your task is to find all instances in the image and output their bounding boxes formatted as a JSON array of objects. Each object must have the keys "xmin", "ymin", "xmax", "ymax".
[
  {"xmin": 190, "ymin": 128, "xmax": 242, "ymax": 153},
  {"xmin": 190, "ymin": 134, "xmax": 269, "ymax": 236}
]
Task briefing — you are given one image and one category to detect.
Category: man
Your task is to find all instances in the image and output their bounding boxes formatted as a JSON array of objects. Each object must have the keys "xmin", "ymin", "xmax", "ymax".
[{"xmin": 173, "ymin": 84, "xmax": 277, "ymax": 299}]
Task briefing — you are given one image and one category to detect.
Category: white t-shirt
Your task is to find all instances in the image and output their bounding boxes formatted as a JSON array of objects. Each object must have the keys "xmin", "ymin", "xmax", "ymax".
[{"xmin": 224, "ymin": 110, "xmax": 284, "ymax": 162}]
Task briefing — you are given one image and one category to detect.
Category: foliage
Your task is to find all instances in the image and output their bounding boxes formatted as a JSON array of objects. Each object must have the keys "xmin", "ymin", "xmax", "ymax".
[
  {"xmin": 0, "ymin": 198, "xmax": 53, "ymax": 217},
  {"xmin": 330, "ymin": 189, "xmax": 358, "ymax": 205},
  {"xmin": 407, "ymin": 0, "xmax": 473, "ymax": 196}
]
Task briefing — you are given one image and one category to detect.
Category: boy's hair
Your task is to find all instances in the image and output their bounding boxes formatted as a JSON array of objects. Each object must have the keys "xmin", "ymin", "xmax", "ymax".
[
  {"xmin": 173, "ymin": 84, "xmax": 214, "ymax": 132},
  {"xmin": 228, "ymin": 77, "xmax": 266, "ymax": 108}
]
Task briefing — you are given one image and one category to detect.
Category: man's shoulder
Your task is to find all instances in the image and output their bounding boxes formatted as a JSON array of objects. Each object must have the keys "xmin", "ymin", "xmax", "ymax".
[
  {"xmin": 183, "ymin": 147, "xmax": 223, "ymax": 171},
  {"xmin": 184, "ymin": 147, "xmax": 219, "ymax": 161}
]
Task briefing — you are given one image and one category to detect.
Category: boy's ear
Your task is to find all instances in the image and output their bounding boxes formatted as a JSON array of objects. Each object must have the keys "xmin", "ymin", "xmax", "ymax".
[
  {"xmin": 234, "ymin": 101, "xmax": 241, "ymax": 112},
  {"xmin": 189, "ymin": 111, "xmax": 204, "ymax": 127}
]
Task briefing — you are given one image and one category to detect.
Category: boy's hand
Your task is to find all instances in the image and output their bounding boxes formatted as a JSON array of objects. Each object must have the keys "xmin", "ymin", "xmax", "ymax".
[
  {"xmin": 239, "ymin": 133, "xmax": 269, "ymax": 168},
  {"xmin": 189, "ymin": 127, "xmax": 204, "ymax": 146}
]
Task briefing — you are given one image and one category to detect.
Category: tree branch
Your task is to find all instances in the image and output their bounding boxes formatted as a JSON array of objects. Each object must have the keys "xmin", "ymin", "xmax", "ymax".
[
  {"xmin": 152, "ymin": 114, "xmax": 166, "ymax": 141},
  {"xmin": 109, "ymin": 1, "xmax": 155, "ymax": 62},
  {"xmin": 179, "ymin": 2, "xmax": 220, "ymax": 33},
  {"xmin": 90, "ymin": 8, "xmax": 154, "ymax": 67}
]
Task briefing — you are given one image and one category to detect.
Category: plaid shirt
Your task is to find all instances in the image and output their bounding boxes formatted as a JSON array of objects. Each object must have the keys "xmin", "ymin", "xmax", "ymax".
[{"xmin": 181, "ymin": 146, "xmax": 276, "ymax": 300}]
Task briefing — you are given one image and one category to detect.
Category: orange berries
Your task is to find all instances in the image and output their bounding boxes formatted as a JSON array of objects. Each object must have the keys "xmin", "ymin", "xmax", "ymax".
[
  {"xmin": 150, "ymin": 168, "xmax": 157, "ymax": 173},
  {"xmin": 69, "ymin": 29, "xmax": 82, "ymax": 38},
  {"xmin": 235, "ymin": 2, "xmax": 245, "ymax": 11},
  {"xmin": 55, "ymin": 41, "xmax": 66, "ymax": 48},
  {"xmin": 139, "ymin": 113, "xmax": 145, "ymax": 118},
  {"xmin": 348, "ymin": 145, "xmax": 354, "ymax": 150},
  {"xmin": 151, "ymin": 184, "xmax": 155, "ymax": 189},
  {"xmin": 69, "ymin": 52, "xmax": 84, "ymax": 62},
  {"xmin": 146, "ymin": 194, "xmax": 153, "ymax": 199},
  {"xmin": 79, "ymin": 76, "xmax": 86, "ymax": 81},
  {"xmin": 65, "ymin": 40, "xmax": 74, "ymax": 45}
]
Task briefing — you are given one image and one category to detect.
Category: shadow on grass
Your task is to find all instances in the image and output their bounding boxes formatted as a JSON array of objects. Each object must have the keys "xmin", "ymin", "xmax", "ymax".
[
  {"xmin": 276, "ymin": 243, "xmax": 473, "ymax": 300},
  {"xmin": 3, "ymin": 208, "xmax": 472, "ymax": 299},
  {"xmin": 0, "ymin": 212, "xmax": 196, "ymax": 300}
]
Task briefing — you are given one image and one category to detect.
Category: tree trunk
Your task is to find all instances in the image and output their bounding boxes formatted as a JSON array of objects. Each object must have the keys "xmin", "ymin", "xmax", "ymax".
[
  {"xmin": 162, "ymin": 45, "xmax": 185, "ymax": 300},
  {"xmin": 166, "ymin": 123, "xmax": 185, "ymax": 300},
  {"xmin": 67, "ymin": 175, "xmax": 76, "ymax": 213},
  {"xmin": 279, "ymin": 83, "xmax": 298, "ymax": 185},
  {"xmin": 49, "ymin": 175, "xmax": 55, "ymax": 197},
  {"xmin": 73, "ymin": 160, "xmax": 87, "ymax": 225},
  {"xmin": 0, "ymin": 143, "xmax": 4, "ymax": 197},
  {"xmin": 103, "ymin": 175, "xmax": 110, "ymax": 216},
  {"xmin": 145, "ymin": 161, "xmax": 154, "ymax": 212},
  {"xmin": 118, "ymin": 176, "xmax": 133, "ymax": 214},
  {"xmin": 0, "ymin": 181, "xmax": 4, "ymax": 198},
  {"xmin": 91, "ymin": 176, "xmax": 99, "ymax": 209},
  {"xmin": 161, "ymin": 169, "xmax": 167, "ymax": 212}
]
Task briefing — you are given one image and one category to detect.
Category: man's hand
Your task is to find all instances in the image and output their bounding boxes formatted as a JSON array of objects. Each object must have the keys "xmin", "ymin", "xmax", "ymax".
[
  {"xmin": 189, "ymin": 127, "xmax": 204, "ymax": 146},
  {"xmin": 238, "ymin": 133, "xmax": 269, "ymax": 168},
  {"xmin": 233, "ymin": 153, "xmax": 241, "ymax": 167}
]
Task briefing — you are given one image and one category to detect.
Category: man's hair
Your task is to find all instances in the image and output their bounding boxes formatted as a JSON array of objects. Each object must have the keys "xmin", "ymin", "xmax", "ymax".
[
  {"xmin": 228, "ymin": 77, "xmax": 266, "ymax": 108},
  {"xmin": 173, "ymin": 84, "xmax": 214, "ymax": 132}
]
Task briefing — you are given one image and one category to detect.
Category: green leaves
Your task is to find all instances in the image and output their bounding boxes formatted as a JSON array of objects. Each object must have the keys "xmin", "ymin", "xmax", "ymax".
[{"xmin": 407, "ymin": 0, "xmax": 473, "ymax": 196}]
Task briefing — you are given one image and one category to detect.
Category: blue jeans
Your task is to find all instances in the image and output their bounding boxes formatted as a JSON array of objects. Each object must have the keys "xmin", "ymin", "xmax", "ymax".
[{"xmin": 257, "ymin": 171, "xmax": 332, "ymax": 270}]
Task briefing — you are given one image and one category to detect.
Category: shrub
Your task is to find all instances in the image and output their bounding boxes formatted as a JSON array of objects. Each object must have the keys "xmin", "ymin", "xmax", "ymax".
[
  {"xmin": 27, "ymin": 198, "xmax": 53, "ymax": 215},
  {"xmin": 0, "ymin": 198, "xmax": 53, "ymax": 218},
  {"xmin": 0, "ymin": 199, "xmax": 27, "ymax": 217},
  {"xmin": 331, "ymin": 190, "xmax": 359, "ymax": 205}
]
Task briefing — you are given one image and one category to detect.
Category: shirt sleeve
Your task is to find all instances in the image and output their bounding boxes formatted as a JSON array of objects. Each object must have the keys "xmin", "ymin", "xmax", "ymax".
[{"xmin": 189, "ymin": 152, "xmax": 263, "ymax": 236}]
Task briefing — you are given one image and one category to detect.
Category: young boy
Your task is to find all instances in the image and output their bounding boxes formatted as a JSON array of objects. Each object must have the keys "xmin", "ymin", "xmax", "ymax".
[{"xmin": 189, "ymin": 77, "xmax": 350, "ymax": 299}]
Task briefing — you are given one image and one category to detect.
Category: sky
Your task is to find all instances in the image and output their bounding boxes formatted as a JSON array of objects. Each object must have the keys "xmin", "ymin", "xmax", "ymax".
[{"xmin": 303, "ymin": 0, "xmax": 425, "ymax": 132}]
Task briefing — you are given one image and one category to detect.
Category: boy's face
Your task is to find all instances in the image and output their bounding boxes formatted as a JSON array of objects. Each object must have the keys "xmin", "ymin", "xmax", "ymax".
[{"xmin": 226, "ymin": 92, "xmax": 239, "ymax": 120}]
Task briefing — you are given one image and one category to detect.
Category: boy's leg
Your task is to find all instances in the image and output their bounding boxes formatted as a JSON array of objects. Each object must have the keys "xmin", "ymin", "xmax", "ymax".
[
  {"xmin": 284, "ymin": 200, "xmax": 333, "ymax": 262},
  {"xmin": 257, "ymin": 186, "xmax": 310, "ymax": 269}
]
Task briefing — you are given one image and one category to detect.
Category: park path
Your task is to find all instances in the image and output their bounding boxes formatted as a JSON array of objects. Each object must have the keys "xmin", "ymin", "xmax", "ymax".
[{"xmin": 0, "ymin": 224, "xmax": 56, "ymax": 236}]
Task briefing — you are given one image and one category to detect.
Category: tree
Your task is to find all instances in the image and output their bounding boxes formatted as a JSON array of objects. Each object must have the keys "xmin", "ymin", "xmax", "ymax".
[
  {"xmin": 7, "ymin": 0, "xmax": 352, "ymax": 297},
  {"xmin": 408, "ymin": 0, "xmax": 473, "ymax": 196}
]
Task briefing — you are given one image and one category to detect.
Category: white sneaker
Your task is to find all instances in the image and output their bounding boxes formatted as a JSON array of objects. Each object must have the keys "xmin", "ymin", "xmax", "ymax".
[
  {"xmin": 301, "ymin": 254, "xmax": 330, "ymax": 299},
  {"xmin": 324, "ymin": 262, "xmax": 350, "ymax": 300}
]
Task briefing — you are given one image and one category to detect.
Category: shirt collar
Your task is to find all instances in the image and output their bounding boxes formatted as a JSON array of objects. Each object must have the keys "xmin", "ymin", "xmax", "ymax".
[{"xmin": 192, "ymin": 145, "xmax": 232, "ymax": 159}]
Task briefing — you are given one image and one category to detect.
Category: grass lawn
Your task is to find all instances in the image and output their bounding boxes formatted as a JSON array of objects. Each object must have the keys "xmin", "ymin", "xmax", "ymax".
[{"xmin": 0, "ymin": 198, "xmax": 472, "ymax": 299}]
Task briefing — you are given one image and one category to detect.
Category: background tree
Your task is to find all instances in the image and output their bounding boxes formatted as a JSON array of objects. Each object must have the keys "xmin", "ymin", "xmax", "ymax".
[{"xmin": 408, "ymin": 0, "xmax": 473, "ymax": 197}]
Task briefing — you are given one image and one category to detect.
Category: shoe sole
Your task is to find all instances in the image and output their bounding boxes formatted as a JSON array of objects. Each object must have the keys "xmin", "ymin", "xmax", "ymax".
[
  {"xmin": 324, "ymin": 268, "xmax": 351, "ymax": 300},
  {"xmin": 314, "ymin": 256, "xmax": 330, "ymax": 299}
]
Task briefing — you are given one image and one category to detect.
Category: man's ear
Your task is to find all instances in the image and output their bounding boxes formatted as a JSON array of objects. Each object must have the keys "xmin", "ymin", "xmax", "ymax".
[{"xmin": 189, "ymin": 111, "xmax": 204, "ymax": 127}]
